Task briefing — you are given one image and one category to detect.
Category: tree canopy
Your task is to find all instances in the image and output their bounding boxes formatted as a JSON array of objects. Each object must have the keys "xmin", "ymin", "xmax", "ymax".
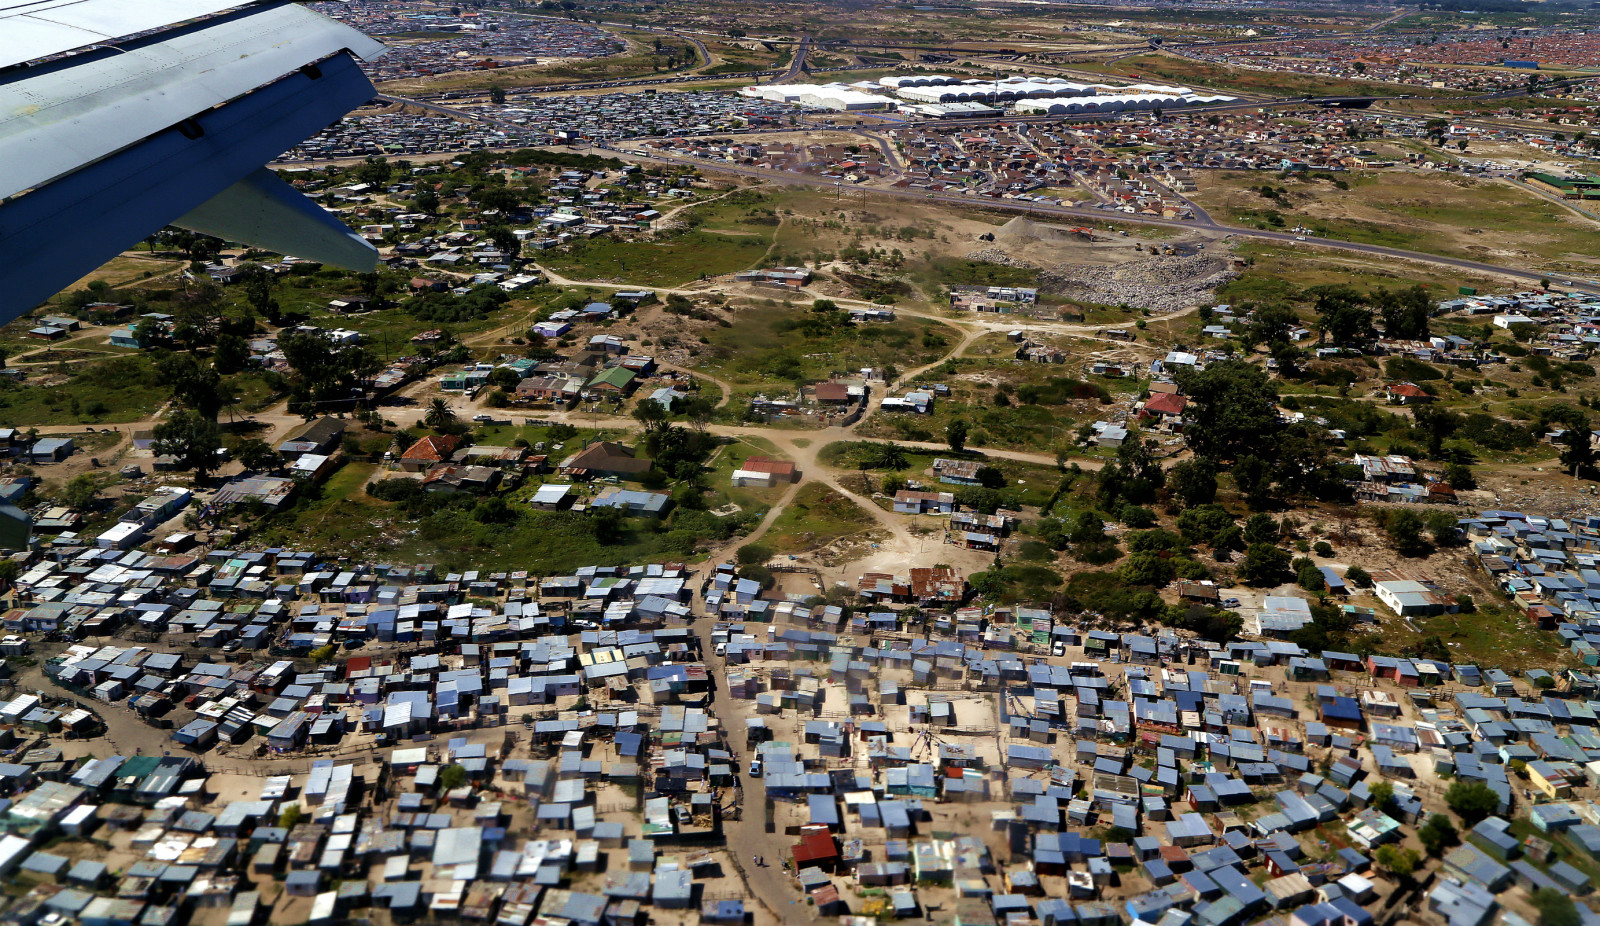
[{"xmin": 1176, "ymin": 361, "xmax": 1281, "ymax": 462}]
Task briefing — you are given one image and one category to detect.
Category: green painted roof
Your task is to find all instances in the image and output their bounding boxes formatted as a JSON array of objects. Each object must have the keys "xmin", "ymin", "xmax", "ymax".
[{"xmin": 588, "ymin": 367, "xmax": 636, "ymax": 389}]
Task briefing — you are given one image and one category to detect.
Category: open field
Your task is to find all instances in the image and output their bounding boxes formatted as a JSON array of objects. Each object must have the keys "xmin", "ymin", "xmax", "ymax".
[
  {"xmin": 697, "ymin": 304, "xmax": 961, "ymax": 387},
  {"xmin": 1192, "ymin": 169, "xmax": 1600, "ymax": 273},
  {"xmin": 761, "ymin": 482, "xmax": 879, "ymax": 554},
  {"xmin": 1074, "ymin": 53, "xmax": 1460, "ymax": 98},
  {"xmin": 249, "ymin": 460, "xmax": 739, "ymax": 574},
  {"xmin": 377, "ymin": 28, "xmax": 700, "ymax": 94}
]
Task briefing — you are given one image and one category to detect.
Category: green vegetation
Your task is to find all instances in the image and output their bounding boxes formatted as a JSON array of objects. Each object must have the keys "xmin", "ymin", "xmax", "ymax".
[
  {"xmin": 762, "ymin": 483, "xmax": 877, "ymax": 554},
  {"xmin": 0, "ymin": 354, "xmax": 166, "ymax": 425},
  {"xmin": 539, "ymin": 228, "xmax": 770, "ymax": 287},
  {"xmin": 1444, "ymin": 779, "xmax": 1501, "ymax": 825},
  {"xmin": 703, "ymin": 304, "xmax": 957, "ymax": 389},
  {"xmin": 1078, "ymin": 52, "xmax": 1456, "ymax": 98}
]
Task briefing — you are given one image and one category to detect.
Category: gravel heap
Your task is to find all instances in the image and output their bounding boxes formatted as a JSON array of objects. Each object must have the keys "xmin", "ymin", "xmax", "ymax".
[{"xmin": 964, "ymin": 247, "xmax": 1235, "ymax": 314}]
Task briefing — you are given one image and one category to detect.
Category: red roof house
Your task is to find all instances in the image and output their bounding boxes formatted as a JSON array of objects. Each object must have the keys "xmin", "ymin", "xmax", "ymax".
[
  {"xmin": 1385, "ymin": 382, "xmax": 1432, "ymax": 404},
  {"xmin": 399, "ymin": 434, "xmax": 460, "ymax": 472},
  {"xmin": 793, "ymin": 825, "xmax": 839, "ymax": 870},
  {"xmin": 1141, "ymin": 392, "xmax": 1188, "ymax": 420}
]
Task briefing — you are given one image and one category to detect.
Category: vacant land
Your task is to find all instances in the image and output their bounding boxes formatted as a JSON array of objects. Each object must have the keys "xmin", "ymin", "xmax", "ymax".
[
  {"xmin": 698, "ymin": 304, "xmax": 960, "ymax": 388},
  {"xmin": 1194, "ymin": 169, "xmax": 1600, "ymax": 273},
  {"xmin": 0, "ymin": 354, "xmax": 169, "ymax": 425},
  {"xmin": 251, "ymin": 461, "xmax": 719, "ymax": 574},
  {"xmin": 761, "ymin": 482, "xmax": 877, "ymax": 554},
  {"xmin": 1075, "ymin": 53, "xmax": 1458, "ymax": 98}
]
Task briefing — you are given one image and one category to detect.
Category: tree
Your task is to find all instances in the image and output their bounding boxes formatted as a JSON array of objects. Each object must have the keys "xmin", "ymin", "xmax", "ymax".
[
  {"xmin": 1176, "ymin": 361, "xmax": 1281, "ymax": 462},
  {"xmin": 489, "ymin": 85, "xmax": 507, "ymax": 105},
  {"xmin": 235, "ymin": 438, "xmax": 279, "ymax": 472},
  {"xmin": 486, "ymin": 224, "xmax": 521, "ymax": 262},
  {"xmin": 238, "ymin": 264, "xmax": 280, "ymax": 322},
  {"xmin": 425, "ymin": 399, "xmax": 457, "ymax": 431},
  {"xmin": 680, "ymin": 396, "xmax": 715, "ymax": 431},
  {"xmin": 1367, "ymin": 780, "xmax": 1395, "ymax": 813},
  {"xmin": 1296, "ymin": 559, "xmax": 1324, "ymax": 591},
  {"xmin": 591, "ymin": 506, "xmax": 625, "ymax": 544},
  {"xmin": 212, "ymin": 332, "xmax": 250, "ymax": 376},
  {"xmin": 1374, "ymin": 845, "xmax": 1420, "ymax": 878},
  {"xmin": 1344, "ymin": 565, "xmax": 1372, "ymax": 588},
  {"xmin": 60, "ymin": 475, "xmax": 99, "ymax": 511},
  {"xmin": 354, "ymin": 155, "xmax": 393, "ymax": 187},
  {"xmin": 1167, "ymin": 458, "xmax": 1217, "ymax": 508},
  {"xmin": 278, "ymin": 328, "xmax": 380, "ymax": 418},
  {"xmin": 1243, "ymin": 513, "xmax": 1279, "ymax": 545},
  {"xmin": 151, "ymin": 410, "xmax": 224, "ymax": 481},
  {"xmin": 975, "ymin": 466, "xmax": 1006, "ymax": 489},
  {"xmin": 946, "ymin": 420, "xmax": 968, "ymax": 453},
  {"xmin": 1067, "ymin": 511, "xmax": 1106, "ymax": 545},
  {"xmin": 633, "ymin": 398, "xmax": 669, "ymax": 435},
  {"xmin": 1444, "ymin": 779, "xmax": 1500, "ymax": 825},
  {"xmin": 1559, "ymin": 425, "xmax": 1596, "ymax": 478},
  {"xmin": 1444, "ymin": 461, "xmax": 1476, "ymax": 489},
  {"xmin": 1412, "ymin": 403, "xmax": 1462, "ymax": 458},
  {"xmin": 1310, "ymin": 284, "xmax": 1375, "ymax": 347},
  {"xmin": 439, "ymin": 763, "xmax": 469, "ymax": 790},
  {"xmin": 1372, "ymin": 285, "xmax": 1433, "ymax": 341},
  {"xmin": 1118, "ymin": 552, "xmax": 1176, "ymax": 587},
  {"xmin": 1530, "ymin": 888, "xmax": 1582, "ymax": 926},
  {"xmin": 1383, "ymin": 508, "xmax": 1428, "ymax": 556},
  {"xmin": 1426, "ymin": 510, "xmax": 1460, "ymax": 545},
  {"xmin": 1418, "ymin": 813, "xmax": 1459, "ymax": 856},
  {"xmin": 415, "ymin": 188, "xmax": 440, "ymax": 215},
  {"xmin": 155, "ymin": 352, "xmax": 226, "ymax": 420},
  {"xmin": 476, "ymin": 185, "xmax": 522, "ymax": 215},
  {"xmin": 278, "ymin": 804, "xmax": 303, "ymax": 829},
  {"xmin": 1239, "ymin": 543, "xmax": 1291, "ymax": 586}
]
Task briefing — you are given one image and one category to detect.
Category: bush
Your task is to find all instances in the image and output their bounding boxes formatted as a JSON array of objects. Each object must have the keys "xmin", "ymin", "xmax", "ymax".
[
  {"xmin": 738, "ymin": 564, "xmax": 776, "ymax": 588},
  {"xmin": 1531, "ymin": 888, "xmax": 1582, "ymax": 926},
  {"xmin": 1240, "ymin": 543, "xmax": 1291, "ymax": 586},
  {"xmin": 736, "ymin": 543, "xmax": 773, "ymax": 566},
  {"xmin": 1313, "ymin": 541, "xmax": 1334, "ymax": 557},
  {"xmin": 369, "ymin": 477, "xmax": 423, "ymax": 502},
  {"xmin": 1444, "ymin": 779, "xmax": 1500, "ymax": 825}
]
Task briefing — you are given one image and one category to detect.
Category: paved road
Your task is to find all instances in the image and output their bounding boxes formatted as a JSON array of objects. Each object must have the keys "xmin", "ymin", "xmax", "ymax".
[{"xmin": 769, "ymin": 35, "xmax": 810, "ymax": 84}]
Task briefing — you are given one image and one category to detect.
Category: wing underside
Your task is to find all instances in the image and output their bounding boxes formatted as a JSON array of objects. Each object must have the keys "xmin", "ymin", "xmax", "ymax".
[{"xmin": 0, "ymin": 0, "xmax": 388, "ymax": 315}]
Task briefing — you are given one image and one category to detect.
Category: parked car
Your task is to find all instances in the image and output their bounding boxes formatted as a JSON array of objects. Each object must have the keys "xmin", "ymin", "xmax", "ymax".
[{"xmin": 748, "ymin": 759, "xmax": 763, "ymax": 778}]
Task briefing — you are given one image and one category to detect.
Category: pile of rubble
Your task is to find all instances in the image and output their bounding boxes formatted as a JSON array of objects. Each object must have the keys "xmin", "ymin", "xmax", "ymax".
[
  {"xmin": 963, "ymin": 248, "xmax": 1235, "ymax": 314},
  {"xmin": 1040, "ymin": 253, "xmax": 1236, "ymax": 314}
]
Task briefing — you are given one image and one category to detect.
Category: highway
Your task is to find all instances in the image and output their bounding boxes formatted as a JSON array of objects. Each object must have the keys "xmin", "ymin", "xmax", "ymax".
[{"xmin": 766, "ymin": 35, "xmax": 810, "ymax": 84}]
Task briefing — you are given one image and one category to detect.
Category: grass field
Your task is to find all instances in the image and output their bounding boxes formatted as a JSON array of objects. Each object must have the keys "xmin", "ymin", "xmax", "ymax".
[
  {"xmin": 0, "ymin": 354, "xmax": 168, "ymax": 425},
  {"xmin": 539, "ymin": 229, "xmax": 770, "ymax": 287},
  {"xmin": 853, "ymin": 333, "xmax": 1121, "ymax": 455},
  {"xmin": 1194, "ymin": 170, "xmax": 1600, "ymax": 272},
  {"xmin": 379, "ymin": 40, "xmax": 697, "ymax": 94},
  {"xmin": 819, "ymin": 440, "xmax": 1066, "ymax": 509},
  {"xmin": 537, "ymin": 191, "xmax": 785, "ymax": 286},
  {"xmin": 1362, "ymin": 599, "xmax": 1576, "ymax": 672},
  {"xmin": 1074, "ymin": 53, "xmax": 1457, "ymax": 98},
  {"xmin": 761, "ymin": 482, "xmax": 877, "ymax": 554},
  {"xmin": 698, "ymin": 304, "xmax": 959, "ymax": 387},
  {"xmin": 704, "ymin": 436, "xmax": 790, "ymax": 512},
  {"xmin": 251, "ymin": 459, "xmax": 719, "ymax": 573},
  {"xmin": 1221, "ymin": 240, "xmax": 1507, "ymax": 297}
]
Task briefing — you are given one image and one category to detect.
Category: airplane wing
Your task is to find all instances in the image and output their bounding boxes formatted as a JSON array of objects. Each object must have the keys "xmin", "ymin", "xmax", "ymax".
[{"xmin": 0, "ymin": 0, "xmax": 388, "ymax": 315}]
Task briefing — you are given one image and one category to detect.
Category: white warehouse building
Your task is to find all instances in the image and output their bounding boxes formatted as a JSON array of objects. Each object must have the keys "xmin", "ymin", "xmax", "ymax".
[{"xmin": 740, "ymin": 83, "xmax": 896, "ymax": 111}]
